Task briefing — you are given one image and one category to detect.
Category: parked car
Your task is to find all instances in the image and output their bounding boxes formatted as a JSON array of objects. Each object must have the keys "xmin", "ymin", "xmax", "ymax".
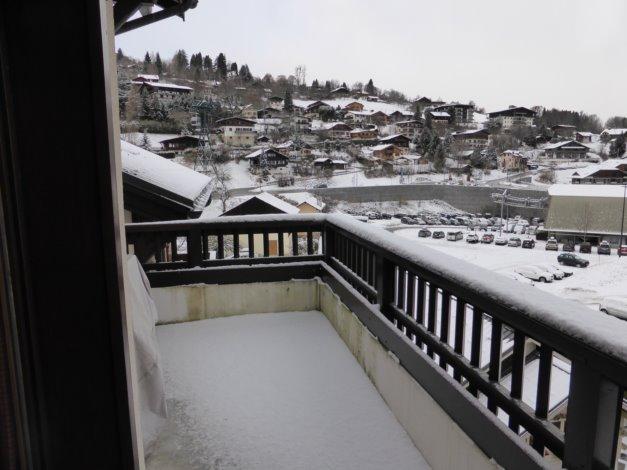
[
  {"xmin": 400, "ymin": 216, "xmax": 419, "ymax": 225},
  {"xmin": 579, "ymin": 242, "xmax": 591, "ymax": 254},
  {"xmin": 432, "ymin": 230, "xmax": 445, "ymax": 239},
  {"xmin": 522, "ymin": 239, "xmax": 535, "ymax": 249},
  {"xmin": 495, "ymin": 236, "xmax": 507, "ymax": 246},
  {"xmin": 507, "ymin": 237, "xmax": 522, "ymax": 247},
  {"xmin": 545, "ymin": 238, "xmax": 559, "ymax": 251},
  {"xmin": 481, "ymin": 234, "xmax": 494, "ymax": 244},
  {"xmin": 562, "ymin": 242, "xmax": 575, "ymax": 252},
  {"xmin": 446, "ymin": 231, "xmax": 464, "ymax": 241},
  {"xmin": 620, "ymin": 245, "xmax": 627, "ymax": 257},
  {"xmin": 418, "ymin": 229, "xmax": 432, "ymax": 238},
  {"xmin": 533, "ymin": 264, "xmax": 565, "ymax": 280},
  {"xmin": 599, "ymin": 297, "xmax": 627, "ymax": 321},
  {"xmin": 466, "ymin": 234, "xmax": 479, "ymax": 244},
  {"xmin": 597, "ymin": 241, "xmax": 611, "ymax": 255},
  {"xmin": 557, "ymin": 253, "xmax": 589, "ymax": 268},
  {"xmin": 514, "ymin": 266, "xmax": 553, "ymax": 283}
]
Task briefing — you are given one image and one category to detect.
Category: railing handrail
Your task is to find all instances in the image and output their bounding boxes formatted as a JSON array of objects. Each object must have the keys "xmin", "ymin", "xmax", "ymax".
[{"xmin": 126, "ymin": 213, "xmax": 627, "ymax": 379}]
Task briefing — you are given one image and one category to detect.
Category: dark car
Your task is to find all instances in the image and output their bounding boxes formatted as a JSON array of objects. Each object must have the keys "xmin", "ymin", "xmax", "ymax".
[
  {"xmin": 562, "ymin": 242, "xmax": 575, "ymax": 252},
  {"xmin": 522, "ymin": 239, "xmax": 536, "ymax": 249},
  {"xmin": 597, "ymin": 241, "xmax": 611, "ymax": 255},
  {"xmin": 481, "ymin": 234, "xmax": 494, "ymax": 244},
  {"xmin": 418, "ymin": 229, "xmax": 432, "ymax": 238},
  {"xmin": 557, "ymin": 253, "xmax": 589, "ymax": 268},
  {"xmin": 400, "ymin": 216, "xmax": 419, "ymax": 225},
  {"xmin": 432, "ymin": 230, "xmax": 445, "ymax": 239},
  {"xmin": 620, "ymin": 245, "xmax": 627, "ymax": 257},
  {"xmin": 579, "ymin": 242, "xmax": 592, "ymax": 254}
]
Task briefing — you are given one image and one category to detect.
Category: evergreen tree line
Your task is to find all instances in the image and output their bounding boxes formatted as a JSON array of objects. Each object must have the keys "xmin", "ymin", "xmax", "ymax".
[{"xmin": 537, "ymin": 108, "xmax": 603, "ymax": 133}]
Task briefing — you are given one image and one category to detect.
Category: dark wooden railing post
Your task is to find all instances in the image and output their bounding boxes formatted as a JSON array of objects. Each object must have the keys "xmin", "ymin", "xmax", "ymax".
[
  {"xmin": 187, "ymin": 227, "xmax": 203, "ymax": 267},
  {"xmin": 563, "ymin": 361, "xmax": 622, "ymax": 469},
  {"xmin": 375, "ymin": 253, "xmax": 395, "ymax": 321},
  {"xmin": 323, "ymin": 225, "xmax": 334, "ymax": 262}
]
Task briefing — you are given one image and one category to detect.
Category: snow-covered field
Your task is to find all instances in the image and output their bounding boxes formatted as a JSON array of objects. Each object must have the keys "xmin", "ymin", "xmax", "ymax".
[
  {"xmin": 149, "ymin": 311, "xmax": 430, "ymax": 470},
  {"xmin": 393, "ymin": 227, "xmax": 627, "ymax": 311}
]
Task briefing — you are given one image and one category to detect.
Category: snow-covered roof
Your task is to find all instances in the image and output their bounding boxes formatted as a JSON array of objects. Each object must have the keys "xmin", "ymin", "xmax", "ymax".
[
  {"xmin": 133, "ymin": 81, "xmax": 193, "ymax": 91},
  {"xmin": 576, "ymin": 131, "xmax": 593, "ymax": 137},
  {"xmin": 601, "ymin": 128, "xmax": 627, "ymax": 136},
  {"xmin": 243, "ymin": 148, "xmax": 288, "ymax": 160},
  {"xmin": 293, "ymin": 98, "xmax": 410, "ymax": 116},
  {"xmin": 371, "ymin": 144, "xmax": 396, "ymax": 151},
  {"xmin": 548, "ymin": 184, "xmax": 627, "ymax": 198},
  {"xmin": 134, "ymin": 74, "xmax": 159, "ymax": 81},
  {"xmin": 350, "ymin": 128, "xmax": 376, "ymax": 134},
  {"xmin": 121, "ymin": 141, "xmax": 211, "ymax": 207},
  {"xmin": 571, "ymin": 159, "xmax": 626, "ymax": 178},
  {"xmin": 280, "ymin": 192, "xmax": 325, "ymax": 211},
  {"xmin": 544, "ymin": 140, "xmax": 589, "ymax": 150},
  {"xmin": 379, "ymin": 134, "xmax": 409, "ymax": 142},
  {"xmin": 247, "ymin": 192, "xmax": 299, "ymax": 214},
  {"xmin": 429, "ymin": 111, "xmax": 450, "ymax": 118}
]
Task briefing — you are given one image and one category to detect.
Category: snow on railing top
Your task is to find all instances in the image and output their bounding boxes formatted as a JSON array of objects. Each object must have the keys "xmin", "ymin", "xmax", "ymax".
[{"xmin": 126, "ymin": 213, "xmax": 627, "ymax": 366}]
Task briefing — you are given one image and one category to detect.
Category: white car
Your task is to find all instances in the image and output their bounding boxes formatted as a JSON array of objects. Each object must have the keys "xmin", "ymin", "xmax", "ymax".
[
  {"xmin": 533, "ymin": 264, "xmax": 567, "ymax": 280},
  {"xmin": 599, "ymin": 298, "xmax": 627, "ymax": 321},
  {"xmin": 514, "ymin": 266, "xmax": 554, "ymax": 283}
]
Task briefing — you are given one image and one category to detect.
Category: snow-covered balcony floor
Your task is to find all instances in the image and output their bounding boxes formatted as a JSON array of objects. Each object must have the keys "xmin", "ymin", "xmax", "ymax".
[{"xmin": 146, "ymin": 311, "xmax": 430, "ymax": 470}]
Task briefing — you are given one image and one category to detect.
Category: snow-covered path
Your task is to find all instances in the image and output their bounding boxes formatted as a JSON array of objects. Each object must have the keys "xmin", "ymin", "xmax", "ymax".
[{"xmin": 148, "ymin": 311, "xmax": 430, "ymax": 470}]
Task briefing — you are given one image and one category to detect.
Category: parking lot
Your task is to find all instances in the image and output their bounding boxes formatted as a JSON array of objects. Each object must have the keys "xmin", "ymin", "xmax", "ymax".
[{"xmin": 393, "ymin": 225, "xmax": 627, "ymax": 313}]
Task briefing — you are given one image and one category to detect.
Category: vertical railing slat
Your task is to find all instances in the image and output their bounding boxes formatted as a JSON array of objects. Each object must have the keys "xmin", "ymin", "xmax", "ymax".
[
  {"xmin": 306, "ymin": 230, "xmax": 313, "ymax": 255},
  {"xmin": 508, "ymin": 330, "xmax": 525, "ymax": 433},
  {"xmin": 468, "ymin": 308, "xmax": 483, "ymax": 397},
  {"xmin": 487, "ymin": 318, "xmax": 503, "ymax": 413},
  {"xmin": 248, "ymin": 232, "xmax": 255, "ymax": 258},
  {"xmin": 217, "ymin": 233, "xmax": 224, "ymax": 259},
  {"xmin": 532, "ymin": 344, "xmax": 553, "ymax": 454},
  {"xmin": 439, "ymin": 291, "xmax": 450, "ymax": 370},
  {"xmin": 453, "ymin": 298, "xmax": 466, "ymax": 382}
]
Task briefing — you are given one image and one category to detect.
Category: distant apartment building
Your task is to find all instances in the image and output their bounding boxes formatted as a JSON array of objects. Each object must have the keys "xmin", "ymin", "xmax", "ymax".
[
  {"xmin": 487, "ymin": 106, "xmax": 536, "ymax": 129},
  {"xmin": 452, "ymin": 128, "xmax": 490, "ymax": 150},
  {"xmin": 432, "ymin": 103, "xmax": 474, "ymax": 126},
  {"xmin": 215, "ymin": 117, "xmax": 257, "ymax": 147}
]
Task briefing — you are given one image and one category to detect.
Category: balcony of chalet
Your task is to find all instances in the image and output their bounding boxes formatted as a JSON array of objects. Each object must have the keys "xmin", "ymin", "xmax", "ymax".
[{"xmin": 126, "ymin": 214, "xmax": 627, "ymax": 470}]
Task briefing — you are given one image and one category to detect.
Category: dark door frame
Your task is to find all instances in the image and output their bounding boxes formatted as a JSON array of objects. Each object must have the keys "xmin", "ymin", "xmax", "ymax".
[{"xmin": 0, "ymin": 1, "xmax": 136, "ymax": 468}]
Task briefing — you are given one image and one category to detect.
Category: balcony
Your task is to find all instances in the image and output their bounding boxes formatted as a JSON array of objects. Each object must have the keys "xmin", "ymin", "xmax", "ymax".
[{"xmin": 126, "ymin": 214, "xmax": 627, "ymax": 470}]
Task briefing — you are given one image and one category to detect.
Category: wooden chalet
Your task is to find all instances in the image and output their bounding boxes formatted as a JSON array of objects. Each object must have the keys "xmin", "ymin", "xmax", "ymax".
[
  {"xmin": 551, "ymin": 124, "xmax": 576, "ymax": 139},
  {"xmin": 244, "ymin": 148, "xmax": 289, "ymax": 167},
  {"xmin": 395, "ymin": 119, "xmax": 423, "ymax": 135},
  {"xmin": 159, "ymin": 135, "xmax": 205, "ymax": 152},
  {"xmin": 378, "ymin": 133, "xmax": 411, "ymax": 148},
  {"xmin": 371, "ymin": 143, "xmax": 406, "ymax": 160},
  {"xmin": 575, "ymin": 131, "xmax": 593, "ymax": 143},
  {"xmin": 452, "ymin": 128, "xmax": 490, "ymax": 150},
  {"xmin": 350, "ymin": 128, "xmax": 379, "ymax": 141},
  {"xmin": 343, "ymin": 101, "xmax": 365, "ymax": 112},
  {"xmin": 330, "ymin": 86, "xmax": 350, "ymax": 96},
  {"xmin": 313, "ymin": 157, "xmax": 348, "ymax": 170},
  {"xmin": 215, "ymin": 116, "xmax": 256, "ymax": 128},
  {"xmin": 544, "ymin": 140, "xmax": 589, "ymax": 160},
  {"xmin": 572, "ymin": 162, "xmax": 627, "ymax": 184}
]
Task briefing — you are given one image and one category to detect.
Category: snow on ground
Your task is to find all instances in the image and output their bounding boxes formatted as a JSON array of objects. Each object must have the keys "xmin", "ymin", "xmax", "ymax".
[
  {"xmin": 149, "ymin": 311, "xmax": 430, "ymax": 470},
  {"xmin": 393, "ymin": 226, "xmax": 627, "ymax": 310},
  {"xmin": 334, "ymin": 199, "xmax": 463, "ymax": 217}
]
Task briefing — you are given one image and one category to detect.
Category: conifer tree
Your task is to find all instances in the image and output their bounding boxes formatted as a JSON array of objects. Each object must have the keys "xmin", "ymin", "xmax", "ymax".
[
  {"xmin": 155, "ymin": 53, "xmax": 163, "ymax": 76},
  {"xmin": 230, "ymin": 62, "xmax": 238, "ymax": 75},
  {"xmin": 116, "ymin": 48, "xmax": 124, "ymax": 61},
  {"xmin": 216, "ymin": 53, "xmax": 227, "ymax": 78},
  {"xmin": 365, "ymin": 78, "xmax": 375, "ymax": 95},
  {"xmin": 283, "ymin": 90, "xmax": 294, "ymax": 112},
  {"xmin": 143, "ymin": 52, "xmax": 151, "ymax": 72},
  {"xmin": 173, "ymin": 49, "xmax": 188, "ymax": 73},
  {"xmin": 203, "ymin": 55, "xmax": 213, "ymax": 71},
  {"xmin": 311, "ymin": 79, "xmax": 319, "ymax": 89}
]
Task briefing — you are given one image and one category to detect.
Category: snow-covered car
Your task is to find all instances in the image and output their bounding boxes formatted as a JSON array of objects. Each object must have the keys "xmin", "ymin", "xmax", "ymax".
[
  {"xmin": 545, "ymin": 238, "xmax": 559, "ymax": 251},
  {"xmin": 432, "ymin": 230, "xmax": 445, "ymax": 239},
  {"xmin": 514, "ymin": 266, "xmax": 553, "ymax": 283},
  {"xmin": 597, "ymin": 241, "xmax": 611, "ymax": 255},
  {"xmin": 481, "ymin": 234, "xmax": 494, "ymax": 244},
  {"xmin": 599, "ymin": 297, "xmax": 627, "ymax": 321},
  {"xmin": 446, "ymin": 231, "xmax": 464, "ymax": 241},
  {"xmin": 418, "ymin": 229, "xmax": 432, "ymax": 238},
  {"xmin": 507, "ymin": 237, "xmax": 522, "ymax": 247},
  {"xmin": 495, "ymin": 236, "xmax": 507, "ymax": 246},
  {"xmin": 466, "ymin": 234, "xmax": 479, "ymax": 244},
  {"xmin": 533, "ymin": 264, "xmax": 565, "ymax": 280}
]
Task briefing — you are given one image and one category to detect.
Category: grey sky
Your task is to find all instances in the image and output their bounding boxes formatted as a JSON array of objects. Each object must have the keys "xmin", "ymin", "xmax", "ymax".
[{"xmin": 116, "ymin": 0, "xmax": 627, "ymax": 120}]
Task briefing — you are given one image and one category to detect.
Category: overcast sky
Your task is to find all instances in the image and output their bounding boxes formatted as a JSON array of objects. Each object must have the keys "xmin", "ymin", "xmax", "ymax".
[{"xmin": 116, "ymin": 0, "xmax": 627, "ymax": 120}]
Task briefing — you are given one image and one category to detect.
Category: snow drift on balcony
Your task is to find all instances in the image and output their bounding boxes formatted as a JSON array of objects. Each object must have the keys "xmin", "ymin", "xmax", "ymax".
[
  {"xmin": 121, "ymin": 140, "xmax": 211, "ymax": 203},
  {"xmin": 151, "ymin": 311, "xmax": 429, "ymax": 469}
]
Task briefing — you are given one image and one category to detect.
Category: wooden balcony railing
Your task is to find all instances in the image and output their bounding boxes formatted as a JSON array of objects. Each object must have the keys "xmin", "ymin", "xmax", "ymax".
[{"xmin": 126, "ymin": 213, "xmax": 627, "ymax": 470}]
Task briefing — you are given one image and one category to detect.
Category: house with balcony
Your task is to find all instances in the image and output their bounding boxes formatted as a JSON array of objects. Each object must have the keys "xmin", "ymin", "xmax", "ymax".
[
  {"xmin": 379, "ymin": 133, "xmax": 411, "ymax": 148},
  {"xmin": 395, "ymin": 119, "xmax": 424, "ymax": 136},
  {"xmin": 571, "ymin": 160, "xmax": 627, "ymax": 184},
  {"xmin": 350, "ymin": 127, "xmax": 379, "ymax": 142},
  {"xmin": 244, "ymin": 147, "xmax": 289, "ymax": 167},
  {"xmin": 488, "ymin": 106, "xmax": 536, "ymax": 130},
  {"xmin": 215, "ymin": 116, "xmax": 257, "ymax": 147},
  {"xmin": 371, "ymin": 143, "xmax": 406, "ymax": 160},
  {"xmin": 432, "ymin": 103, "xmax": 475, "ymax": 127},
  {"xmin": 453, "ymin": 128, "xmax": 490, "ymax": 150},
  {"xmin": 133, "ymin": 80, "xmax": 193, "ymax": 104},
  {"xmin": 3, "ymin": 3, "xmax": 627, "ymax": 470},
  {"xmin": 543, "ymin": 140, "xmax": 590, "ymax": 160}
]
